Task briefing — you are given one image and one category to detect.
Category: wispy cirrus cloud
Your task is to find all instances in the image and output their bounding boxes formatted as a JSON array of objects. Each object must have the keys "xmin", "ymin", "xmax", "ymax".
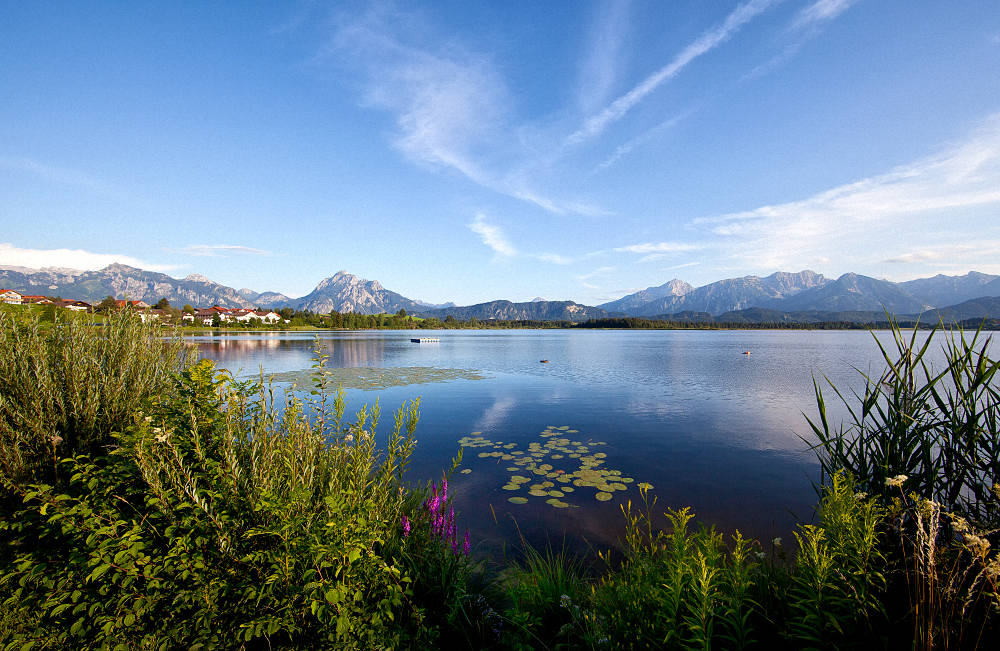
[
  {"xmin": 173, "ymin": 244, "xmax": 274, "ymax": 257},
  {"xmin": 792, "ymin": 0, "xmax": 859, "ymax": 29},
  {"xmin": 0, "ymin": 243, "xmax": 179, "ymax": 273},
  {"xmin": 614, "ymin": 242, "xmax": 701, "ymax": 254},
  {"xmin": 691, "ymin": 114, "xmax": 1000, "ymax": 273},
  {"xmin": 0, "ymin": 157, "xmax": 121, "ymax": 196},
  {"xmin": 468, "ymin": 214, "xmax": 518, "ymax": 258},
  {"xmin": 567, "ymin": 0, "xmax": 778, "ymax": 145},
  {"xmin": 744, "ymin": 0, "xmax": 862, "ymax": 80},
  {"xmin": 468, "ymin": 215, "xmax": 605, "ymax": 264},
  {"xmin": 883, "ymin": 250, "xmax": 947, "ymax": 264},
  {"xmin": 328, "ymin": 0, "xmax": 857, "ymax": 217}
]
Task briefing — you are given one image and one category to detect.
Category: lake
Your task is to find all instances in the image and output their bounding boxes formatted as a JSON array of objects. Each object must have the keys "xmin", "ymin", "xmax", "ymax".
[{"xmin": 190, "ymin": 328, "xmax": 945, "ymax": 556}]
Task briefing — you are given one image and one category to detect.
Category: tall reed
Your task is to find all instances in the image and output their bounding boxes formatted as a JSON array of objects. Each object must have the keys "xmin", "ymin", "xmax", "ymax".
[
  {"xmin": 806, "ymin": 319, "xmax": 1000, "ymax": 528},
  {"xmin": 0, "ymin": 307, "xmax": 189, "ymax": 487}
]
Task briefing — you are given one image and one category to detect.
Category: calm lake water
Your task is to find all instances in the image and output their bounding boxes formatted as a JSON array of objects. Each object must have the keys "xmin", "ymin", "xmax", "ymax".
[{"xmin": 190, "ymin": 328, "xmax": 949, "ymax": 555}]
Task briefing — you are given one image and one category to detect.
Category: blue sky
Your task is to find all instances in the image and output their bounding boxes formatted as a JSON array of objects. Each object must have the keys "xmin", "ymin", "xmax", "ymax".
[{"xmin": 2, "ymin": 0, "xmax": 1000, "ymax": 305}]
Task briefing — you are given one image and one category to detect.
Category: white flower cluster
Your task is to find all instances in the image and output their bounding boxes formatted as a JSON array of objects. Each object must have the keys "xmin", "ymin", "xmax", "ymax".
[
  {"xmin": 885, "ymin": 474, "xmax": 908, "ymax": 488},
  {"xmin": 964, "ymin": 533, "xmax": 991, "ymax": 558}
]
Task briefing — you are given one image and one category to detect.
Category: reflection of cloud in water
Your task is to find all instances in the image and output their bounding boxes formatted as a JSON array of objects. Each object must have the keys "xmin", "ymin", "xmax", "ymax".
[
  {"xmin": 473, "ymin": 397, "xmax": 516, "ymax": 432},
  {"xmin": 624, "ymin": 399, "xmax": 690, "ymax": 419}
]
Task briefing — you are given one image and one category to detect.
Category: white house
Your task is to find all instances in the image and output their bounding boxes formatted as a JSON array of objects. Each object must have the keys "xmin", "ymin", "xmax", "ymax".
[{"xmin": 0, "ymin": 290, "xmax": 23, "ymax": 305}]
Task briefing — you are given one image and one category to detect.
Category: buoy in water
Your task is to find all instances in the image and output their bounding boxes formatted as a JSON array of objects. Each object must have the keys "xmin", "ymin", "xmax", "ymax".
[
  {"xmin": 540, "ymin": 360, "xmax": 550, "ymax": 363},
  {"xmin": 742, "ymin": 351, "xmax": 750, "ymax": 355}
]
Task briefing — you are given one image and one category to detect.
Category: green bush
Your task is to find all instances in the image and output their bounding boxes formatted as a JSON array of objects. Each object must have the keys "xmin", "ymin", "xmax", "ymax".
[
  {"xmin": 0, "ymin": 307, "xmax": 188, "ymax": 487},
  {"xmin": 1, "ymin": 336, "xmax": 480, "ymax": 649}
]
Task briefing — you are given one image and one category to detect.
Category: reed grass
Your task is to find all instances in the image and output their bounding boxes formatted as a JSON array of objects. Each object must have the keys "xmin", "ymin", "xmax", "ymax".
[
  {"xmin": 0, "ymin": 307, "xmax": 189, "ymax": 487},
  {"xmin": 806, "ymin": 319, "xmax": 1000, "ymax": 528}
]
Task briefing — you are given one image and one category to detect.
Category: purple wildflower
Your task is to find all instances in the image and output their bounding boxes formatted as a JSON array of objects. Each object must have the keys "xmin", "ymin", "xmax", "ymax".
[
  {"xmin": 441, "ymin": 478, "xmax": 448, "ymax": 502},
  {"xmin": 401, "ymin": 515, "xmax": 410, "ymax": 537},
  {"xmin": 463, "ymin": 530, "xmax": 471, "ymax": 555}
]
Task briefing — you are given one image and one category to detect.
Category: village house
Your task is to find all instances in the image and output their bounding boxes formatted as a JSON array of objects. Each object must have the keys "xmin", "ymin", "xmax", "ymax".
[
  {"xmin": 52, "ymin": 299, "xmax": 91, "ymax": 312},
  {"xmin": 0, "ymin": 290, "xmax": 23, "ymax": 304},
  {"xmin": 230, "ymin": 309, "xmax": 281, "ymax": 324},
  {"xmin": 182, "ymin": 307, "xmax": 231, "ymax": 324}
]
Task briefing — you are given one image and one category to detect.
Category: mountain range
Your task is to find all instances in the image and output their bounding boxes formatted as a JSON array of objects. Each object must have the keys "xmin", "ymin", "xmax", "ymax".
[
  {"xmin": 0, "ymin": 263, "xmax": 291, "ymax": 309},
  {"xmin": 2, "ymin": 264, "xmax": 999, "ymax": 324}
]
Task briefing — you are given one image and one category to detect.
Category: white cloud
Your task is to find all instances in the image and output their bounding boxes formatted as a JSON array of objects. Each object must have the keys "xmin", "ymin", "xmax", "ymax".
[
  {"xmin": 691, "ymin": 114, "xmax": 1000, "ymax": 273},
  {"xmin": 0, "ymin": 243, "xmax": 179, "ymax": 273},
  {"xmin": 614, "ymin": 242, "xmax": 700, "ymax": 254},
  {"xmin": 535, "ymin": 253, "xmax": 575, "ymax": 265},
  {"xmin": 468, "ymin": 215, "xmax": 517, "ymax": 258},
  {"xmin": 334, "ymin": 9, "xmax": 521, "ymax": 198},
  {"xmin": 883, "ymin": 250, "xmax": 946, "ymax": 264},
  {"xmin": 173, "ymin": 244, "xmax": 274, "ymax": 257},
  {"xmin": 792, "ymin": 0, "xmax": 859, "ymax": 29},
  {"xmin": 567, "ymin": 0, "xmax": 777, "ymax": 145},
  {"xmin": 0, "ymin": 157, "xmax": 120, "ymax": 196},
  {"xmin": 597, "ymin": 111, "xmax": 693, "ymax": 170},
  {"xmin": 575, "ymin": 266, "xmax": 616, "ymax": 281},
  {"xmin": 577, "ymin": 0, "xmax": 632, "ymax": 114}
]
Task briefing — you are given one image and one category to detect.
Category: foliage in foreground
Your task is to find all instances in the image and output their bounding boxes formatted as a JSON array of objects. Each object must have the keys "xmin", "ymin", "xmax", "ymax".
[
  {"xmin": 2, "ymin": 313, "xmax": 999, "ymax": 649},
  {"xmin": 0, "ymin": 314, "xmax": 485, "ymax": 650},
  {"xmin": 0, "ymin": 308, "xmax": 188, "ymax": 488},
  {"xmin": 498, "ymin": 474, "xmax": 889, "ymax": 651}
]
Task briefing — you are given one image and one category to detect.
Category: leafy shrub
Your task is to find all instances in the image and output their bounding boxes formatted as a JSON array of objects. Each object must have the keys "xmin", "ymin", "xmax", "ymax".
[
  {"xmin": 0, "ymin": 307, "xmax": 188, "ymax": 488},
  {"xmin": 0, "ymin": 340, "xmax": 480, "ymax": 649}
]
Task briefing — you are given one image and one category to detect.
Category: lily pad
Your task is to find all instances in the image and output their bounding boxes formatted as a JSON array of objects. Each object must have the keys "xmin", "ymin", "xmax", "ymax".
[
  {"xmin": 529, "ymin": 489, "xmax": 549, "ymax": 497},
  {"xmin": 595, "ymin": 492, "xmax": 613, "ymax": 501},
  {"xmin": 461, "ymin": 468, "xmax": 472, "ymax": 474},
  {"xmin": 547, "ymin": 490, "xmax": 564, "ymax": 497},
  {"xmin": 508, "ymin": 497, "xmax": 528, "ymax": 504},
  {"xmin": 266, "ymin": 366, "xmax": 488, "ymax": 391},
  {"xmin": 502, "ymin": 484, "xmax": 520, "ymax": 490}
]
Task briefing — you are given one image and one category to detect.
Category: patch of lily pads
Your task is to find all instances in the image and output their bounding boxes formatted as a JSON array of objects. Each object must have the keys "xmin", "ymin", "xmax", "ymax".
[
  {"xmin": 457, "ymin": 426, "xmax": 653, "ymax": 509},
  {"xmin": 260, "ymin": 366, "xmax": 489, "ymax": 391}
]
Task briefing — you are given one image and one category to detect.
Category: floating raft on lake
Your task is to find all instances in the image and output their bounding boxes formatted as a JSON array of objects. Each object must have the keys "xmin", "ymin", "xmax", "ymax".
[{"xmin": 411, "ymin": 338, "xmax": 440, "ymax": 343}]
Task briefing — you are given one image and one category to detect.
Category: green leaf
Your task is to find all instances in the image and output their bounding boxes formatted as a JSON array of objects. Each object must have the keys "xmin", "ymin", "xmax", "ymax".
[{"xmin": 89, "ymin": 563, "xmax": 111, "ymax": 581}]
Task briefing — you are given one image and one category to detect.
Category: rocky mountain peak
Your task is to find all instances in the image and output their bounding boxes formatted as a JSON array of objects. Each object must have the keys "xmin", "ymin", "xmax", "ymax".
[{"xmin": 105, "ymin": 263, "xmax": 141, "ymax": 274}]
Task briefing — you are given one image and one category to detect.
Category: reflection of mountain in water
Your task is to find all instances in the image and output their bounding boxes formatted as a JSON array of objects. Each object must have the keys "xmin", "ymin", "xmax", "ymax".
[{"xmin": 327, "ymin": 337, "xmax": 387, "ymax": 368}]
